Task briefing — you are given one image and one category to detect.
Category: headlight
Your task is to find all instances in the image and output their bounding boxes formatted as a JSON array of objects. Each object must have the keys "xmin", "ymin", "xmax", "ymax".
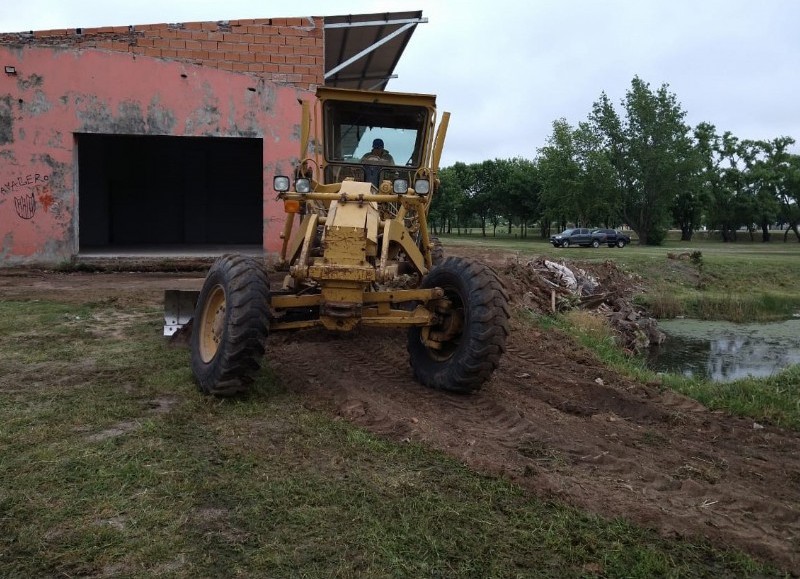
[
  {"xmin": 273, "ymin": 176, "xmax": 290, "ymax": 192},
  {"xmin": 414, "ymin": 179, "xmax": 430, "ymax": 195},
  {"xmin": 295, "ymin": 178, "xmax": 311, "ymax": 193},
  {"xmin": 393, "ymin": 179, "xmax": 409, "ymax": 194}
]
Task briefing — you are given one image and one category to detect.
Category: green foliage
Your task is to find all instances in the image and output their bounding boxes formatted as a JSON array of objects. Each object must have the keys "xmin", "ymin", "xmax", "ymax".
[{"xmin": 434, "ymin": 75, "xmax": 799, "ymax": 245}]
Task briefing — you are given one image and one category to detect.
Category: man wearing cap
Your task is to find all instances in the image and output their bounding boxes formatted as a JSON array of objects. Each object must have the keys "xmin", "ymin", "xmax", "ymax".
[{"xmin": 361, "ymin": 138, "xmax": 395, "ymax": 165}]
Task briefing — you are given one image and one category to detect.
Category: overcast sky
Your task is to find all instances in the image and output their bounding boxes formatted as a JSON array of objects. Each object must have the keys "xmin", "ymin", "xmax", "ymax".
[{"xmin": 2, "ymin": 1, "xmax": 798, "ymax": 166}]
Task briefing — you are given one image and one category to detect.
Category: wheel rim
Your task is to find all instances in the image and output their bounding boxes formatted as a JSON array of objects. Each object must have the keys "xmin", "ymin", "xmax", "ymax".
[
  {"xmin": 423, "ymin": 284, "xmax": 465, "ymax": 361},
  {"xmin": 199, "ymin": 284, "xmax": 226, "ymax": 363}
]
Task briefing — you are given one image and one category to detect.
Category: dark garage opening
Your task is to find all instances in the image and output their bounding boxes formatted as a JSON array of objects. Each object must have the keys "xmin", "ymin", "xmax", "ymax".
[{"xmin": 78, "ymin": 134, "xmax": 263, "ymax": 252}]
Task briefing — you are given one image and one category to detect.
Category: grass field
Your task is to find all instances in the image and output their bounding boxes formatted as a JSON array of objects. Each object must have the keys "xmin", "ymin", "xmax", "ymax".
[
  {"xmin": 0, "ymin": 301, "xmax": 780, "ymax": 577},
  {"xmin": 2, "ymin": 237, "xmax": 799, "ymax": 576}
]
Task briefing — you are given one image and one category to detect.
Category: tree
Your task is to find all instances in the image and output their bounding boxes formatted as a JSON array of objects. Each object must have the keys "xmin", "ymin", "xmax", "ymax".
[
  {"xmin": 589, "ymin": 76, "xmax": 695, "ymax": 245},
  {"xmin": 749, "ymin": 137, "xmax": 794, "ymax": 242},
  {"xmin": 537, "ymin": 119, "xmax": 583, "ymax": 231}
]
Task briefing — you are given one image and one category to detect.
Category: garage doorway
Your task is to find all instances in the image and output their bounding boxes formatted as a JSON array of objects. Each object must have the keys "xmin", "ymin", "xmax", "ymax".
[{"xmin": 77, "ymin": 134, "xmax": 263, "ymax": 252}]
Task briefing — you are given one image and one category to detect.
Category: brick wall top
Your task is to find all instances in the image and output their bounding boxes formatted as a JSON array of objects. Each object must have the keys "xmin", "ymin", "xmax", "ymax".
[{"xmin": 0, "ymin": 17, "xmax": 324, "ymax": 90}]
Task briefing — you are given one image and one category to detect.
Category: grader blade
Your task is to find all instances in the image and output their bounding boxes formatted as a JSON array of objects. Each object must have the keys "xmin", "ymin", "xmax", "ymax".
[{"xmin": 163, "ymin": 289, "xmax": 200, "ymax": 337}]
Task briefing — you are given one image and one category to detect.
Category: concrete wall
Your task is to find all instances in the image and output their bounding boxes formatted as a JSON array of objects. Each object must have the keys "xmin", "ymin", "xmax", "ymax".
[{"xmin": 0, "ymin": 17, "xmax": 324, "ymax": 265}]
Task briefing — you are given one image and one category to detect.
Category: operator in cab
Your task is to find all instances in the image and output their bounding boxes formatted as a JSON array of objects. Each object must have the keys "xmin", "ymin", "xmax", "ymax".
[{"xmin": 360, "ymin": 138, "xmax": 395, "ymax": 165}]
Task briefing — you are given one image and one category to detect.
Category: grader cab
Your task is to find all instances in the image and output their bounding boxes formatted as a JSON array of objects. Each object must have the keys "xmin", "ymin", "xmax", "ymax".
[{"xmin": 184, "ymin": 87, "xmax": 509, "ymax": 396}]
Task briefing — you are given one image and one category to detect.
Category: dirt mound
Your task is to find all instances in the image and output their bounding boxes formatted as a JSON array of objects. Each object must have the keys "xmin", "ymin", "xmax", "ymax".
[{"xmin": 500, "ymin": 256, "xmax": 664, "ymax": 352}]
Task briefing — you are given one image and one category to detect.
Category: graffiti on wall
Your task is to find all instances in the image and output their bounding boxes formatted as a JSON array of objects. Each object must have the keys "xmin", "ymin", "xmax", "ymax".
[{"xmin": 1, "ymin": 173, "xmax": 52, "ymax": 219}]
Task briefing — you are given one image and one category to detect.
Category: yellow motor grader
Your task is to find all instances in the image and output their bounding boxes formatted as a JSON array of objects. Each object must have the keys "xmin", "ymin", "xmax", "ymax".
[{"xmin": 180, "ymin": 86, "xmax": 509, "ymax": 396}]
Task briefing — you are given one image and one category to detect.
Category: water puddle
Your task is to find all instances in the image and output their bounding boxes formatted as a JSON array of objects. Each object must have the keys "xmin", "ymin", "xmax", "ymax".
[{"xmin": 645, "ymin": 318, "xmax": 800, "ymax": 382}]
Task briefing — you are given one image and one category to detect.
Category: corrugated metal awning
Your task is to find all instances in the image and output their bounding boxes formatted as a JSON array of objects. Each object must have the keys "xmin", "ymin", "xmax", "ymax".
[{"xmin": 323, "ymin": 11, "xmax": 426, "ymax": 91}]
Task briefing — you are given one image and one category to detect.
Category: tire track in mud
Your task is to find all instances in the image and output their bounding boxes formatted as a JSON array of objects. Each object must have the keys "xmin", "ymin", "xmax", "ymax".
[{"xmin": 267, "ymin": 322, "xmax": 800, "ymax": 571}]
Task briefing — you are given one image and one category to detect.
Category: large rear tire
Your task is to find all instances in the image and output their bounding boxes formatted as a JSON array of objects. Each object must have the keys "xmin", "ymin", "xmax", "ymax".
[
  {"xmin": 190, "ymin": 254, "xmax": 270, "ymax": 396},
  {"xmin": 408, "ymin": 257, "xmax": 510, "ymax": 394}
]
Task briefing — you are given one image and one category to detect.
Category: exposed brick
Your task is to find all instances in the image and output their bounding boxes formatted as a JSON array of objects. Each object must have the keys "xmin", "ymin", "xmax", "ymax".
[
  {"xmin": 144, "ymin": 47, "xmax": 161, "ymax": 57},
  {"xmin": 223, "ymin": 33, "xmax": 255, "ymax": 43},
  {"xmin": 285, "ymin": 18, "xmax": 304, "ymax": 26},
  {"xmin": 278, "ymin": 45, "xmax": 293, "ymax": 55},
  {"xmin": 190, "ymin": 50, "xmax": 210, "ymax": 60},
  {"xmin": 112, "ymin": 26, "xmax": 129, "ymax": 34},
  {"xmin": 169, "ymin": 39, "xmax": 186, "ymax": 49},
  {"xmin": 231, "ymin": 62, "xmax": 249, "ymax": 72},
  {"xmin": 278, "ymin": 64, "xmax": 293, "ymax": 73},
  {"xmin": 184, "ymin": 22, "xmax": 203, "ymax": 30},
  {"xmin": 218, "ymin": 61, "xmax": 234, "ymax": 71},
  {"xmin": 269, "ymin": 35, "xmax": 286, "ymax": 46},
  {"xmin": 200, "ymin": 40, "xmax": 218, "ymax": 50},
  {"xmin": 271, "ymin": 18, "xmax": 288, "ymax": 27},
  {"xmin": 248, "ymin": 63, "xmax": 264, "ymax": 72},
  {"xmin": 300, "ymin": 37, "xmax": 317, "ymax": 47},
  {"xmin": 223, "ymin": 51, "xmax": 242, "ymax": 61},
  {"xmin": 262, "ymin": 63, "xmax": 279, "ymax": 73},
  {"xmin": 218, "ymin": 41, "xmax": 247, "ymax": 52},
  {"xmin": 201, "ymin": 22, "xmax": 218, "ymax": 31},
  {"xmin": 284, "ymin": 35, "xmax": 301, "ymax": 46},
  {"xmin": 300, "ymin": 55, "xmax": 316, "ymax": 65},
  {"xmin": 183, "ymin": 39, "xmax": 201, "ymax": 50},
  {"xmin": 152, "ymin": 38, "xmax": 170, "ymax": 49},
  {"xmin": 286, "ymin": 54, "xmax": 301, "ymax": 65},
  {"xmin": 162, "ymin": 49, "xmax": 177, "ymax": 58},
  {"xmin": 301, "ymin": 74, "xmax": 318, "ymax": 84},
  {"xmin": 176, "ymin": 30, "xmax": 193, "ymax": 40},
  {"xmin": 269, "ymin": 54, "xmax": 286, "ymax": 64}
]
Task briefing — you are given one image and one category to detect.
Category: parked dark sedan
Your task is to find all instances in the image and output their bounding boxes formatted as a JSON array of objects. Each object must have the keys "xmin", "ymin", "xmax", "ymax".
[
  {"xmin": 550, "ymin": 228, "xmax": 594, "ymax": 248},
  {"xmin": 591, "ymin": 228, "xmax": 631, "ymax": 248}
]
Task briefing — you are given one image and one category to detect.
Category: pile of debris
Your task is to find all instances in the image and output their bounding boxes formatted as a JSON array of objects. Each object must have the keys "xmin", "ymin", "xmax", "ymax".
[{"xmin": 501, "ymin": 257, "xmax": 664, "ymax": 354}]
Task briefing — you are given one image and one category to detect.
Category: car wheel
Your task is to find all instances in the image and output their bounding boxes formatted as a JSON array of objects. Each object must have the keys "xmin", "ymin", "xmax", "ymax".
[
  {"xmin": 562, "ymin": 240, "xmax": 570, "ymax": 248},
  {"xmin": 592, "ymin": 239, "xmax": 600, "ymax": 248},
  {"xmin": 617, "ymin": 239, "xmax": 626, "ymax": 248}
]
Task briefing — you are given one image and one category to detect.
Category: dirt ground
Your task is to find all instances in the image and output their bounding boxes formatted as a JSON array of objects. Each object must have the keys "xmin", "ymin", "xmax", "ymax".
[{"xmin": 2, "ymin": 247, "xmax": 799, "ymax": 572}]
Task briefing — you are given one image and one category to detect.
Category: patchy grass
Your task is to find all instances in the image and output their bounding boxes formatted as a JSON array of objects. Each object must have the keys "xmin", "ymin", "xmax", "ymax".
[{"xmin": 0, "ymin": 299, "xmax": 778, "ymax": 577}]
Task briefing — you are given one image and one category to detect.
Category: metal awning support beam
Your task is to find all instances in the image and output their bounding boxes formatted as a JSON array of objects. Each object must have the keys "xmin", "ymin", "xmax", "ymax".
[
  {"xmin": 324, "ymin": 17, "xmax": 428, "ymax": 30},
  {"xmin": 324, "ymin": 19, "xmax": 426, "ymax": 80}
]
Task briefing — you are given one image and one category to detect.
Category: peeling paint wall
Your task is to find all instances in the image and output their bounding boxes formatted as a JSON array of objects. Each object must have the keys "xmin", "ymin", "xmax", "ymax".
[{"xmin": 0, "ymin": 44, "xmax": 315, "ymax": 265}]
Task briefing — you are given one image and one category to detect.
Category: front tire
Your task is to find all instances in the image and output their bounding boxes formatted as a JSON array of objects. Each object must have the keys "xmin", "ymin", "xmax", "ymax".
[
  {"xmin": 592, "ymin": 239, "xmax": 600, "ymax": 248},
  {"xmin": 190, "ymin": 254, "xmax": 270, "ymax": 396},
  {"xmin": 408, "ymin": 257, "xmax": 510, "ymax": 394},
  {"xmin": 616, "ymin": 239, "xmax": 626, "ymax": 248},
  {"xmin": 562, "ymin": 240, "xmax": 570, "ymax": 248}
]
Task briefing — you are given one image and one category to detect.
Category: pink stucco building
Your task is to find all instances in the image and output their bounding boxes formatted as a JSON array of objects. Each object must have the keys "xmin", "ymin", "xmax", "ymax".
[{"xmin": 0, "ymin": 11, "xmax": 424, "ymax": 265}]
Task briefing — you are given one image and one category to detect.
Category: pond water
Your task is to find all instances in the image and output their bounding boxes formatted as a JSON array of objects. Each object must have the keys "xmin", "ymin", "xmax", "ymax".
[{"xmin": 645, "ymin": 318, "xmax": 800, "ymax": 382}]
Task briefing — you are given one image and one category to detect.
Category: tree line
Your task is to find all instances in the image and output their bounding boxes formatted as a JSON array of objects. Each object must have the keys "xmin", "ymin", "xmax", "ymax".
[{"xmin": 431, "ymin": 76, "xmax": 800, "ymax": 244}]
